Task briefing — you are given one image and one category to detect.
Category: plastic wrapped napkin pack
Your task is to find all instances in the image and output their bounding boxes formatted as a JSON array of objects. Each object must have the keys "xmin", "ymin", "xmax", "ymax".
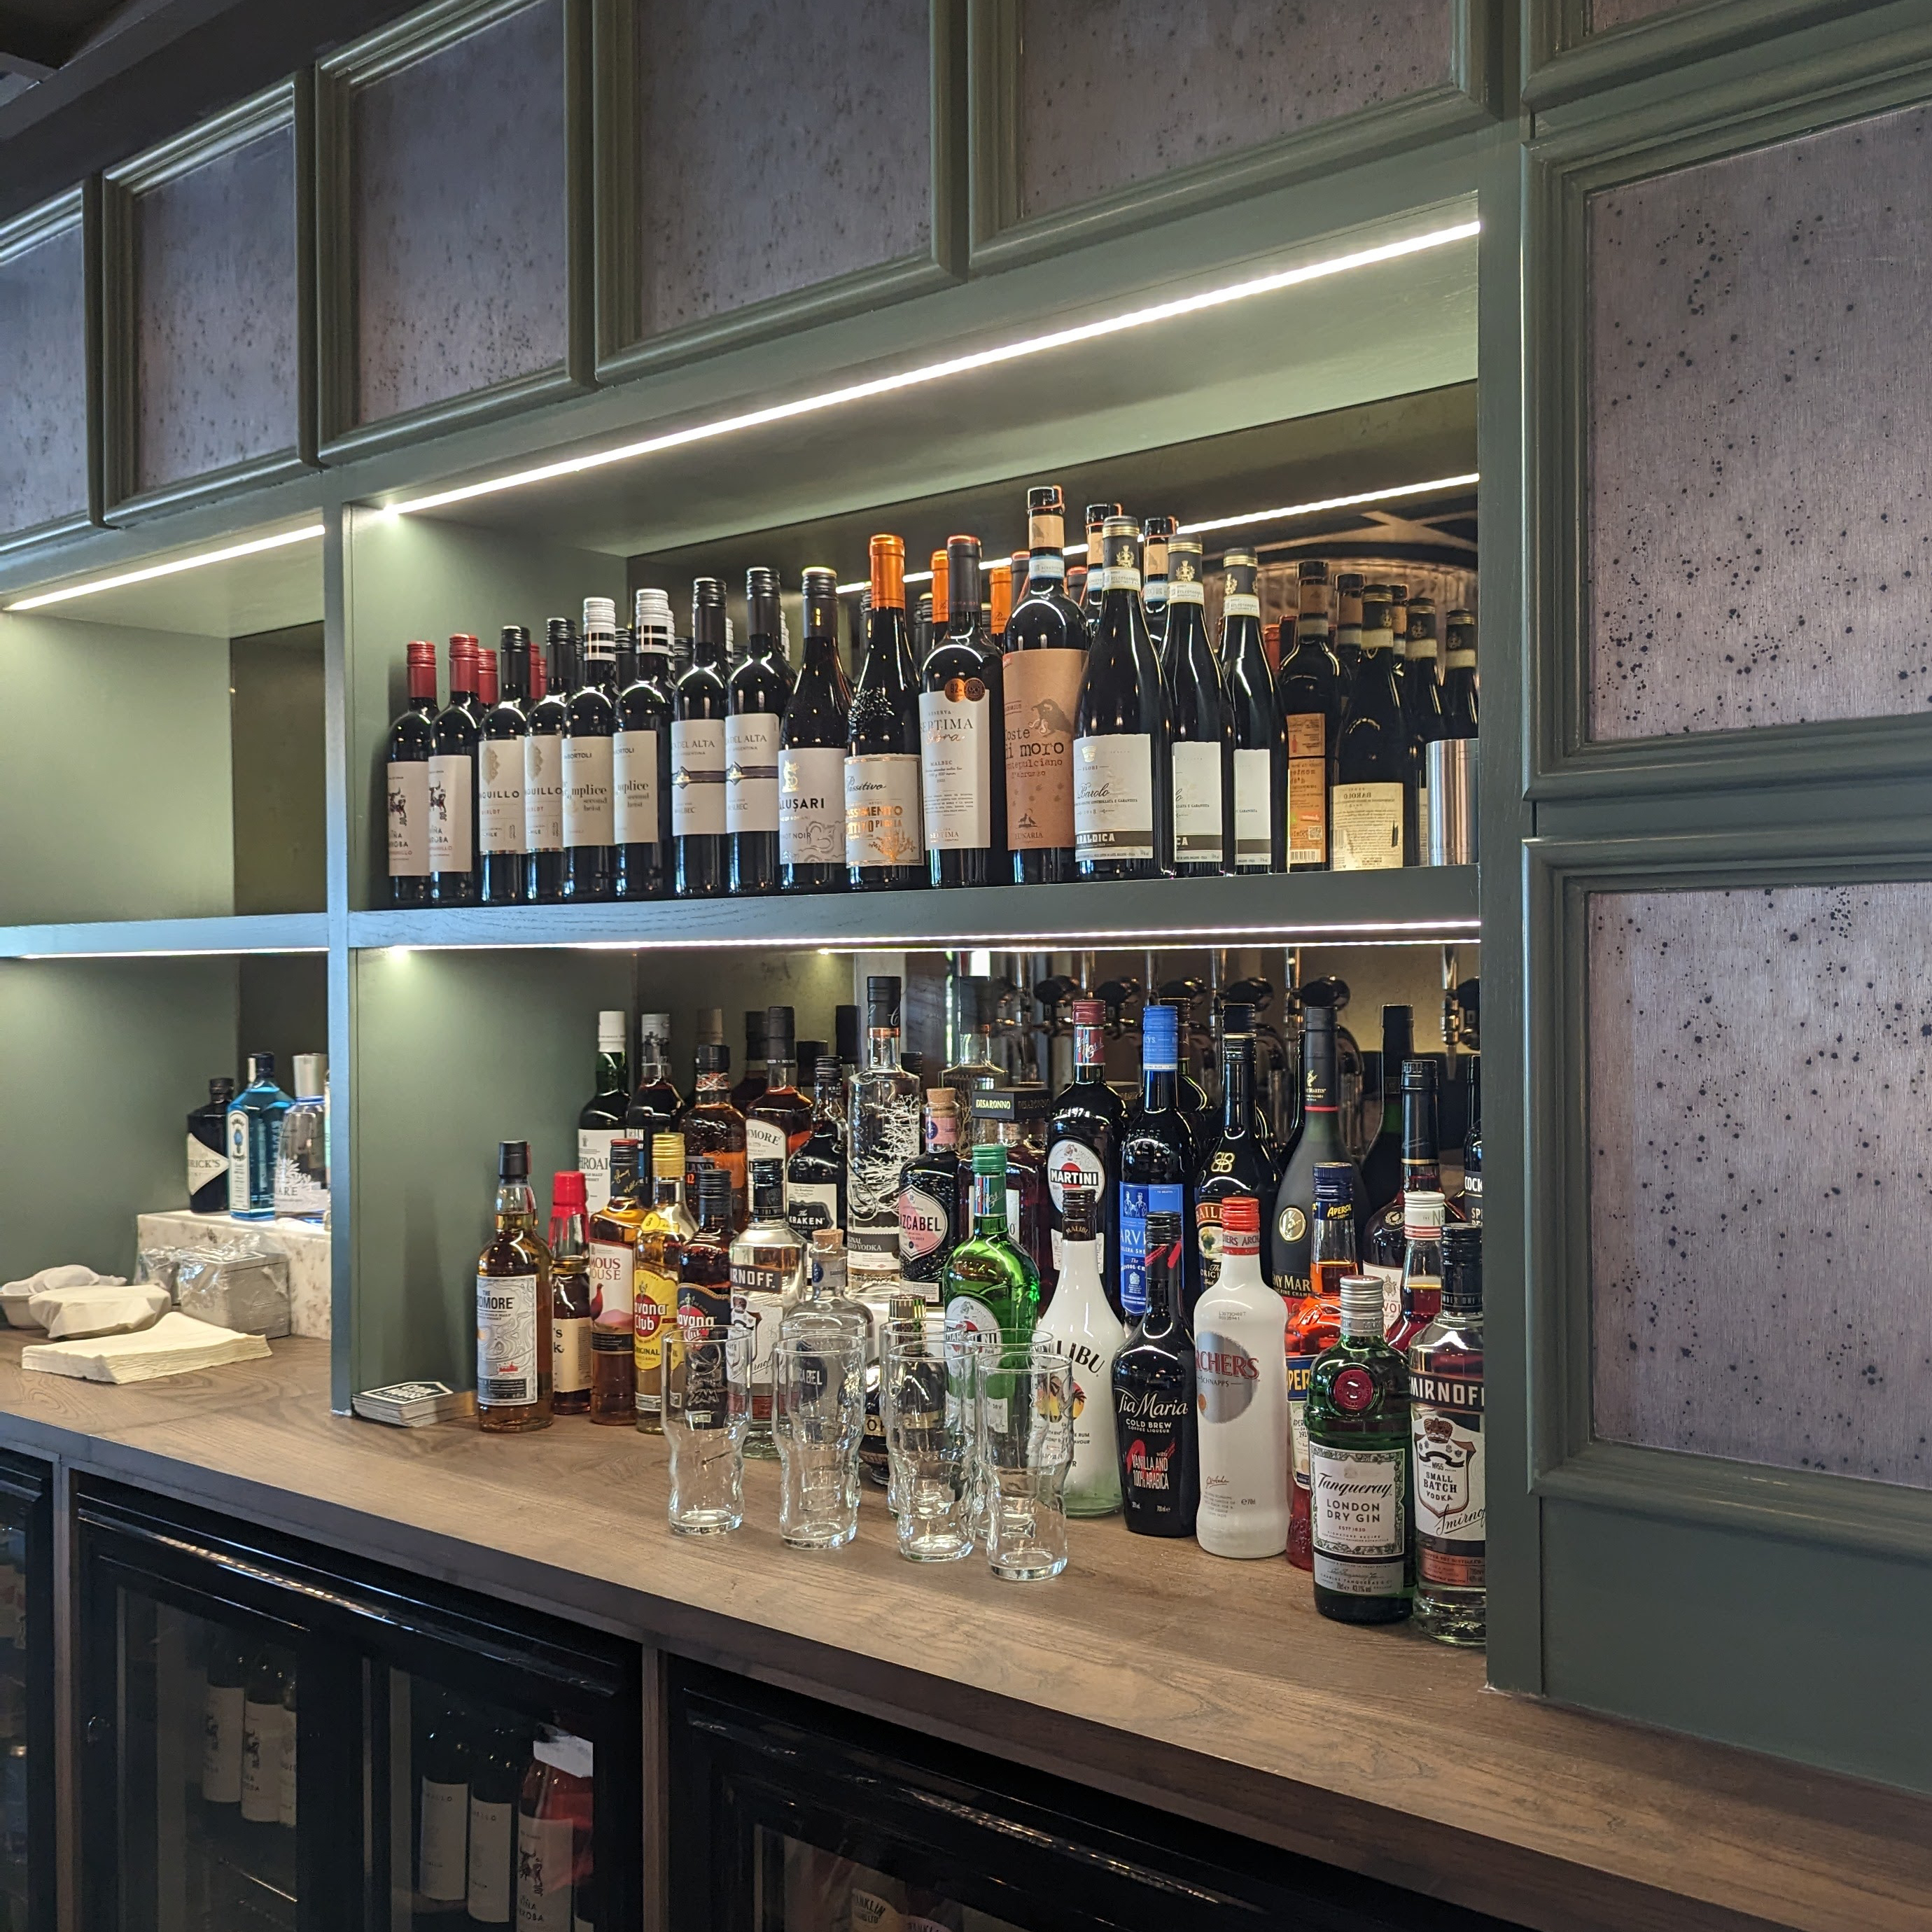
[
  {"xmin": 0, "ymin": 1268, "xmax": 165, "ymax": 1339},
  {"xmin": 0, "ymin": 1242, "xmax": 291, "ymax": 1342}
]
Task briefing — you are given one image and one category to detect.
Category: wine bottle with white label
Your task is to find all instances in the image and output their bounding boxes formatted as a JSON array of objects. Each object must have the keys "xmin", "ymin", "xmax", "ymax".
[
  {"xmin": 1141, "ymin": 512, "xmax": 1175, "ymax": 667},
  {"xmin": 919, "ymin": 535, "xmax": 1005, "ymax": 888},
  {"xmin": 728, "ymin": 567, "xmax": 794, "ymax": 895},
  {"xmin": 1073, "ymin": 514, "xmax": 1170, "ymax": 879},
  {"xmin": 779, "ymin": 567, "xmax": 851, "ymax": 893},
  {"xmin": 1079, "ymin": 503, "xmax": 1120, "ymax": 634},
  {"xmin": 524, "ymin": 624, "xmax": 571, "ymax": 904},
  {"xmin": 1276, "ymin": 562, "xmax": 1342, "ymax": 872},
  {"xmin": 1163, "ymin": 536, "xmax": 1229, "ymax": 877},
  {"xmin": 614, "ymin": 589, "xmax": 675, "ymax": 900},
  {"xmin": 846, "ymin": 538, "xmax": 925, "ymax": 889},
  {"xmin": 479, "ymin": 628, "xmax": 530, "ymax": 906},
  {"xmin": 673, "ymin": 578, "xmax": 731, "ymax": 897},
  {"xmin": 386, "ymin": 639, "xmax": 440, "ymax": 906},
  {"xmin": 429, "ymin": 637, "xmax": 479, "ymax": 904},
  {"xmin": 1002, "ymin": 485, "xmax": 1087, "ymax": 886},
  {"xmin": 1220, "ymin": 548, "xmax": 1284, "ymax": 873},
  {"xmin": 562, "ymin": 599, "xmax": 618, "ymax": 902},
  {"xmin": 1331, "ymin": 582, "xmax": 1411, "ymax": 871}
]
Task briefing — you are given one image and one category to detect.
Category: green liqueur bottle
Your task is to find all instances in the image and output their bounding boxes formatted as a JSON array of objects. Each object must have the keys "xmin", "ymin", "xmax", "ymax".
[
  {"xmin": 940, "ymin": 1143, "xmax": 1042, "ymax": 1356},
  {"xmin": 1306, "ymin": 1271, "xmax": 1413, "ymax": 1625}
]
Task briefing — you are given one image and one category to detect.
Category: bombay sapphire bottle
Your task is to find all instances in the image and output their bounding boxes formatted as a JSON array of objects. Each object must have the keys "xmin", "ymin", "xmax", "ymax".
[{"xmin": 227, "ymin": 1054, "xmax": 293, "ymax": 1221}]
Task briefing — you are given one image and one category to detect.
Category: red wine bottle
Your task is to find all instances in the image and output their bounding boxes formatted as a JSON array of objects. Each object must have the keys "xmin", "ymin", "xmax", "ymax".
[
  {"xmin": 1002, "ymin": 486, "xmax": 1086, "ymax": 886},
  {"xmin": 563, "ymin": 600, "xmax": 617, "ymax": 902},
  {"xmin": 779, "ymin": 567, "xmax": 851, "ymax": 894},
  {"xmin": 523, "ymin": 622, "xmax": 570, "ymax": 904},
  {"xmin": 1163, "ymin": 537, "xmax": 1229, "ymax": 878},
  {"xmin": 386, "ymin": 639, "xmax": 438, "ymax": 906},
  {"xmin": 920, "ymin": 535, "xmax": 1005, "ymax": 888},
  {"xmin": 1141, "ymin": 514, "xmax": 1175, "ymax": 670},
  {"xmin": 479, "ymin": 626, "xmax": 529, "ymax": 906},
  {"xmin": 614, "ymin": 589, "xmax": 674, "ymax": 900},
  {"xmin": 1072, "ymin": 514, "xmax": 1169, "ymax": 881},
  {"xmin": 1331, "ymin": 582, "xmax": 1411, "ymax": 871},
  {"xmin": 428, "ymin": 637, "xmax": 479, "ymax": 905},
  {"xmin": 728, "ymin": 567, "xmax": 794, "ymax": 896},
  {"xmin": 845, "ymin": 536, "xmax": 925, "ymax": 890},
  {"xmin": 673, "ymin": 578, "xmax": 730, "ymax": 897},
  {"xmin": 1277, "ymin": 561, "xmax": 1342, "ymax": 872},
  {"xmin": 1220, "ymin": 549, "xmax": 1284, "ymax": 874}
]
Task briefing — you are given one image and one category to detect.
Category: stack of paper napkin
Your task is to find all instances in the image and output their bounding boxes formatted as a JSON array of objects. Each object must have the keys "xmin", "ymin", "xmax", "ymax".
[{"xmin": 22, "ymin": 1311, "xmax": 270, "ymax": 1385}]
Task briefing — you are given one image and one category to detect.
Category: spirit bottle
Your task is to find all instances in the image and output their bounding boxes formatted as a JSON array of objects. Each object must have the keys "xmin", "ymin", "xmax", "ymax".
[
  {"xmin": 732, "ymin": 1009, "xmax": 767, "ymax": 1113},
  {"xmin": 731, "ymin": 1159, "xmax": 806, "ymax": 1457},
  {"xmin": 847, "ymin": 974, "xmax": 920, "ymax": 1263},
  {"xmin": 1286, "ymin": 1161, "xmax": 1353, "ymax": 1572},
  {"xmin": 585, "ymin": 1140, "xmax": 645, "ymax": 1426},
  {"xmin": 940, "ymin": 975, "xmax": 1004, "ymax": 1109},
  {"xmin": 272, "ymin": 1054, "xmax": 329, "ymax": 1221},
  {"xmin": 744, "ymin": 1005, "xmax": 812, "ymax": 1167},
  {"xmin": 576, "ymin": 1009, "xmax": 629, "ymax": 1214},
  {"xmin": 939, "ymin": 1144, "xmax": 1043, "ymax": 1356},
  {"xmin": 188, "ymin": 1076, "xmax": 236, "ymax": 1212},
  {"xmin": 476, "ymin": 1140, "xmax": 552, "ymax": 1433},
  {"xmin": 547, "ymin": 1170, "xmax": 593, "ymax": 1416},
  {"xmin": 1387, "ymin": 1190, "xmax": 1446, "ymax": 1354},
  {"xmin": 1366, "ymin": 1056, "xmax": 1466, "ymax": 1277},
  {"xmin": 1192, "ymin": 1194, "xmax": 1289, "ymax": 1559},
  {"xmin": 1119, "ymin": 1002, "xmax": 1194, "ymax": 1320},
  {"xmin": 1032, "ymin": 1187, "xmax": 1126, "ymax": 1516},
  {"xmin": 953, "ymin": 1088, "xmax": 1051, "ymax": 1297},
  {"xmin": 675, "ymin": 1167, "xmax": 736, "ymax": 1328},
  {"xmin": 1306, "ymin": 1273, "xmax": 1412, "ymax": 1623},
  {"xmin": 1410, "ymin": 1221, "xmax": 1484, "ymax": 1646},
  {"xmin": 1044, "ymin": 999, "xmax": 1123, "ymax": 1310},
  {"xmin": 632, "ymin": 1134, "xmax": 693, "ymax": 1434},
  {"xmin": 897, "ymin": 1088, "xmax": 960, "ymax": 1297},
  {"xmin": 624, "ymin": 1012, "xmax": 681, "ymax": 1140},
  {"xmin": 226, "ymin": 1054, "xmax": 291, "ymax": 1221},
  {"xmin": 1270, "ymin": 1002, "xmax": 1365, "ymax": 1297},
  {"xmin": 1111, "ymin": 1211, "xmax": 1198, "ymax": 1537},
  {"xmin": 682, "ymin": 1041, "xmax": 747, "ymax": 1227},
  {"xmin": 1359, "ymin": 1004, "xmax": 1413, "ymax": 1222},
  {"xmin": 1191, "ymin": 1005, "xmax": 1279, "ymax": 1312},
  {"xmin": 780, "ymin": 1230, "xmax": 871, "ymax": 1357},
  {"xmin": 785, "ymin": 1056, "xmax": 846, "ymax": 1236}
]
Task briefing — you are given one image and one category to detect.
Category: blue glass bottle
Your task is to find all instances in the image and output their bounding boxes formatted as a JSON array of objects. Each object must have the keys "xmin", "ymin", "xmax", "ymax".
[
  {"xmin": 1118, "ymin": 1003, "xmax": 1198, "ymax": 1322},
  {"xmin": 227, "ymin": 1053, "xmax": 292, "ymax": 1221}
]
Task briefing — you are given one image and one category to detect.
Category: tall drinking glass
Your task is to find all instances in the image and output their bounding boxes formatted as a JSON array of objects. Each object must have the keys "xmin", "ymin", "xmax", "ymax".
[
  {"xmin": 980, "ymin": 1345, "xmax": 1073, "ymax": 1581},
  {"xmin": 772, "ymin": 1333, "xmax": 866, "ymax": 1549},
  {"xmin": 662, "ymin": 1319, "xmax": 748, "ymax": 1535},
  {"xmin": 883, "ymin": 1314, "xmax": 976, "ymax": 1562}
]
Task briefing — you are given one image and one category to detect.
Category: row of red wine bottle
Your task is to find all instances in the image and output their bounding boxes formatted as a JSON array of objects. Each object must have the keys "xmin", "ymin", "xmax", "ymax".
[{"xmin": 384, "ymin": 486, "xmax": 1478, "ymax": 906}]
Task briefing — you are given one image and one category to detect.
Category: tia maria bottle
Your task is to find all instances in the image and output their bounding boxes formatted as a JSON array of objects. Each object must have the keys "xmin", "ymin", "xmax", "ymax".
[
  {"xmin": 845, "ymin": 536, "xmax": 925, "ymax": 888},
  {"xmin": 523, "ymin": 622, "xmax": 570, "ymax": 903},
  {"xmin": 1111, "ymin": 1211, "xmax": 1198, "ymax": 1536},
  {"xmin": 920, "ymin": 535, "xmax": 1005, "ymax": 888},
  {"xmin": 673, "ymin": 578, "xmax": 731, "ymax": 897},
  {"xmin": 1044, "ymin": 998, "xmax": 1124, "ymax": 1315},
  {"xmin": 1222, "ymin": 549, "xmax": 1284, "ymax": 873},
  {"xmin": 1002, "ymin": 484, "xmax": 1087, "ymax": 886},
  {"xmin": 728, "ymin": 567, "xmax": 794, "ymax": 895},
  {"xmin": 779, "ymin": 566, "xmax": 850, "ymax": 893},
  {"xmin": 1164, "ymin": 536, "xmax": 1229, "ymax": 876},
  {"xmin": 1278, "ymin": 561, "xmax": 1342, "ymax": 872},
  {"xmin": 479, "ymin": 627, "xmax": 529, "ymax": 906},
  {"xmin": 386, "ymin": 640, "xmax": 438, "ymax": 906},
  {"xmin": 1073, "ymin": 514, "xmax": 1170, "ymax": 879},
  {"xmin": 614, "ymin": 588, "xmax": 675, "ymax": 900},
  {"xmin": 429, "ymin": 636, "xmax": 479, "ymax": 904},
  {"xmin": 1118, "ymin": 1001, "xmax": 1196, "ymax": 1322},
  {"xmin": 563, "ymin": 599, "xmax": 617, "ymax": 901},
  {"xmin": 1270, "ymin": 1000, "xmax": 1367, "ymax": 1297}
]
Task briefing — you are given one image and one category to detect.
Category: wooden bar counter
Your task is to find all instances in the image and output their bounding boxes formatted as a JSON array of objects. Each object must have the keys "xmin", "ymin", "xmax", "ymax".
[{"xmin": 1, "ymin": 1334, "xmax": 1924, "ymax": 1932}]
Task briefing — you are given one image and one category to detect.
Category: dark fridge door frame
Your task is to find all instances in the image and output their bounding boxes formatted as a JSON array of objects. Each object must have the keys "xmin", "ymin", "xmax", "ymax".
[
  {"xmin": 74, "ymin": 1477, "xmax": 643, "ymax": 1932},
  {"xmin": 0, "ymin": 1449, "xmax": 55, "ymax": 1932}
]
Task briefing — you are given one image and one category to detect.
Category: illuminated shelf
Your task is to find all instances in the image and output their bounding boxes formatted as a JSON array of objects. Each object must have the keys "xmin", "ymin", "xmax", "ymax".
[
  {"xmin": 0, "ymin": 913, "xmax": 330, "ymax": 960},
  {"xmin": 347, "ymin": 869, "xmax": 1479, "ymax": 953}
]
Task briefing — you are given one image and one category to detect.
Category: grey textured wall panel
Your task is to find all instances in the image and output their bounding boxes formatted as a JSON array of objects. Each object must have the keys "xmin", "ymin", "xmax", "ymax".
[
  {"xmin": 1588, "ymin": 0, "xmax": 1685, "ymax": 29},
  {"xmin": 1588, "ymin": 103, "xmax": 1932, "ymax": 739},
  {"xmin": 1590, "ymin": 884, "xmax": 1932, "ymax": 1488},
  {"xmin": 0, "ymin": 220, "xmax": 90, "ymax": 536},
  {"xmin": 134, "ymin": 125, "xmax": 300, "ymax": 491},
  {"xmin": 1014, "ymin": 1, "xmax": 1452, "ymax": 222},
  {"xmin": 353, "ymin": 0, "xmax": 568, "ymax": 426},
  {"xmin": 631, "ymin": 0, "xmax": 930, "ymax": 336}
]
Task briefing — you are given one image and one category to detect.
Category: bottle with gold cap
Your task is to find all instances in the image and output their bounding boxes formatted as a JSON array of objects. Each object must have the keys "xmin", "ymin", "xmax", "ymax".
[
  {"xmin": 845, "ymin": 535, "xmax": 925, "ymax": 890},
  {"xmin": 919, "ymin": 533, "xmax": 1006, "ymax": 889},
  {"xmin": 632, "ymin": 1133, "xmax": 695, "ymax": 1434}
]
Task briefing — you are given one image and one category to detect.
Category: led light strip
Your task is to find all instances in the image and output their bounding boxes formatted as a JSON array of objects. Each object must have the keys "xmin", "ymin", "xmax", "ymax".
[
  {"xmin": 832, "ymin": 472, "xmax": 1481, "ymax": 594},
  {"xmin": 5, "ymin": 524, "xmax": 326, "ymax": 613},
  {"xmin": 383, "ymin": 220, "xmax": 1478, "ymax": 519}
]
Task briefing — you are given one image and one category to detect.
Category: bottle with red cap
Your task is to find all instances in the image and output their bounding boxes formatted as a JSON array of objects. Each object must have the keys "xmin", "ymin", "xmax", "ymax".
[
  {"xmin": 430, "ymin": 636, "xmax": 479, "ymax": 904},
  {"xmin": 1191, "ymin": 1193, "xmax": 1289, "ymax": 1559},
  {"xmin": 386, "ymin": 640, "xmax": 440, "ymax": 905},
  {"xmin": 548, "ymin": 1170, "xmax": 593, "ymax": 1415}
]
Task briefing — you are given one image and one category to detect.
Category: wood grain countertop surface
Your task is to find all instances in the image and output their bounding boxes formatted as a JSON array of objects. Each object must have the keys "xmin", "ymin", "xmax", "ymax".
[{"xmin": 1, "ymin": 1334, "xmax": 1926, "ymax": 1932}]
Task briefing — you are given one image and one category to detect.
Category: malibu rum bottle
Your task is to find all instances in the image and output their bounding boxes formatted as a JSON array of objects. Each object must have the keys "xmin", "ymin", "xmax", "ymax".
[
  {"xmin": 477, "ymin": 1140, "xmax": 552, "ymax": 1432},
  {"xmin": 1306, "ymin": 1273, "xmax": 1412, "ymax": 1623}
]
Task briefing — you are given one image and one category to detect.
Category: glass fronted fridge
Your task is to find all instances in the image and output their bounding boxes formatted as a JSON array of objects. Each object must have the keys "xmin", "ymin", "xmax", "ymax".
[
  {"xmin": 667, "ymin": 1660, "xmax": 1523, "ymax": 1932},
  {"xmin": 0, "ymin": 1450, "xmax": 52, "ymax": 1932},
  {"xmin": 75, "ymin": 1479, "xmax": 640, "ymax": 1932}
]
